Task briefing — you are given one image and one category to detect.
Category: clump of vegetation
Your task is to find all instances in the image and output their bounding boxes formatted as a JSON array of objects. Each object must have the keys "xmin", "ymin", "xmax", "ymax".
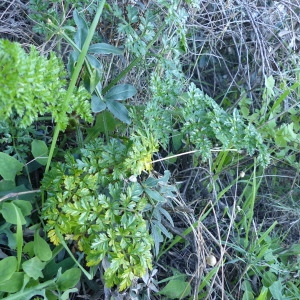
[{"xmin": 0, "ymin": 0, "xmax": 299, "ymax": 299}]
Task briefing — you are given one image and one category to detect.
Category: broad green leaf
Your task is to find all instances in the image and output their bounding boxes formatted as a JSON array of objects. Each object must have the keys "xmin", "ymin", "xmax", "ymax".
[
  {"xmin": 104, "ymin": 84, "xmax": 137, "ymax": 101},
  {"xmin": 0, "ymin": 152, "xmax": 23, "ymax": 181},
  {"xmin": 145, "ymin": 188, "xmax": 165, "ymax": 202},
  {"xmin": 88, "ymin": 43, "xmax": 123, "ymax": 55},
  {"xmin": 91, "ymin": 95, "xmax": 106, "ymax": 113},
  {"xmin": 159, "ymin": 279, "xmax": 191, "ymax": 299},
  {"xmin": 0, "ymin": 256, "xmax": 17, "ymax": 284},
  {"xmin": 57, "ymin": 268, "xmax": 81, "ymax": 291},
  {"xmin": 31, "ymin": 139, "xmax": 48, "ymax": 165},
  {"xmin": 242, "ymin": 290, "xmax": 255, "ymax": 300},
  {"xmin": 34, "ymin": 231, "xmax": 52, "ymax": 262},
  {"xmin": 22, "ymin": 257, "xmax": 46, "ymax": 280},
  {"xmin": 262, "ymin": 271, "xmax": 277, "ymax": 288},
  {"xmin": 14, "ymin": 199, "xmax": 32, "ymax": 217},
  {"xmin": 0, "ymin": 272, "xmax": 24, "ymax": 292},
  {"xmin": 0, "ymin": 180, "xmax": 15, "ymax": 192},
  {"xmin": 269, "ymin": 280, "xmax": 283, "ymax": 299},
  {"xmin": 1, "ymin": 202, "xmax": 26, "ymax": 225},
  {"xmin": 23, "ymin": 241, "xmax": 35, "ymax": 258},
  {"xmin": 106, "ymin": 100, "xmax": 131, "ymax": 124}
]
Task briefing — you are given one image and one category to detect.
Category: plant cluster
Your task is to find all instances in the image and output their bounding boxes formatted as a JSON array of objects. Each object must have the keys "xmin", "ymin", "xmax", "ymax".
[
  {"xmin": 41, "ymin": 133, "xmax": 159, "ymax": 290},
  {"xmin": 0, "ymin": 0, "xmax": 299, "ymax": 299},
  {"xmin": 0, "ymin": 39, "xmax": 92, "ymax": 130}
]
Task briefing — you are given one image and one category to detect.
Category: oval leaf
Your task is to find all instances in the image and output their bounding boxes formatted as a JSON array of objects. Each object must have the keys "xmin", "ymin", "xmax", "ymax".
[
  {"xmin": 0, "ymin": 256, "xmax": 17, "ymax": 284},
  {"xmin": 88, "ymin": 43, "xmax": 123, "ymax": 55},
  {"xmin": 1, "ymin": 202, "xmax": 26, "ymax": 225},
  {"xmin": 91, "ymin": 95, "xmax": 106, "ymax": 113},
  {"xmin": 57, "ymin": 268, "xmax": 81, "ymax": 291},
  {"xmin": 0, "ymin": 152, "xmax": 23, "ymax": 181},
  {"xmin": 31, "ymin": 140, "xmax": 48, "ymax": 166},
  {"xmin": 34, "ymin": 231, "xmax": 52, "ymax": 262},
  {"xmin": 104, "ymin": 84, "xmax": 137, "ymax": 101},
  {"xmin": 0, "ymin": 272, "xmax": 24, "ymax": 293},
  {"xmin": 106, "ymin": 100, "xmax": 131, "ymax": 124}
]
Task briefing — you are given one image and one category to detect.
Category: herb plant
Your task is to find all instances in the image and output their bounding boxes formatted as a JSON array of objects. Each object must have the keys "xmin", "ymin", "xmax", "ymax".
[{"xmin": 41, "ymin": 131, "xmax": 160, "ymax": 290}]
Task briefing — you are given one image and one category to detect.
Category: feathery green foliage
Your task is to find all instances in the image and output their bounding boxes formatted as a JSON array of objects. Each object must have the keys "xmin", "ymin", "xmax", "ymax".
[
  {"xmin": 0, "ymin": 39, "xmax": 92, "ymax": 130},
  {"xmin": 41, "ymin": 131, "xmax": 159, "ymax": 290}
]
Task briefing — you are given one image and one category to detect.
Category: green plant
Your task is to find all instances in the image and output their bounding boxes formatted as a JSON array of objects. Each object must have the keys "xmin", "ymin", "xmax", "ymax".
[
  {"xmin": 41, "ymin": 130, "xmax": 163, "ymax": 290},
  {"xmin": 239, "ymin": 75, "xmax": 300, "ymax": 168},
  {"xmin": 0, "ymin": 39, "xmax": 92, "ymax": 130},
  {"xmin": 29, "ymin": 0, "xmax": 97, "ymax": 38},
  {"xmin": 222, "ymin": 161, "xmax": 300, "ymax": 299},
  {"xmin": 0, "ymin": 199, "xmax": 82, "ymax": 299}
]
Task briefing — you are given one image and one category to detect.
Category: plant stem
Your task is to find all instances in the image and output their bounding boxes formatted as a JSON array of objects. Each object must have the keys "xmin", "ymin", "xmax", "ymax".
[
  {"xmin": 42, "ymin": 1, "xmax": 106, "ymax": 207},
  {"xmin": 44, "ymin": 0, "xmax": 106, "ymax": 175}
]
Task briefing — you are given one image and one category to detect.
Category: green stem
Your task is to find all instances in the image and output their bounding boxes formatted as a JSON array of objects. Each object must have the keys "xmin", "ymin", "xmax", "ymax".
[
  {"xmin": 44, "ymin": 0, "xmax": 106, "ymax": 175},
  {"xmin": 43, "ymin": 1, "xmax": 106, "ymax": 207}
]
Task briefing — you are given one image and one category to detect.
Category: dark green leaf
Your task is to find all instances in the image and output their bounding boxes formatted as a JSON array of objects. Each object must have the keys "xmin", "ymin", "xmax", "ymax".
[
  {"xmin": 88, "ymin": 43, "xmax": 123, "ymax": 55},
  {"xmin": 104, "ymin": 84, "xmax": 137, "ymax": 101},
  {"xmin": 145, "ymin": 188, "xmax": 165, "ymax": 202},
  {"xmin": 91, "ymin": 95, "xmax": 106, "ymax": 113},
  {"xmin": 0, "ymin": 256, "xmax": 17, "ymax": 284},
  {"xmin": 73, "ymin": 10, "xmax": 88, "ymax": 49},
  {"xmin": 106, "ymin": 100, "xmax": 131, "ymax": 124},
  {"xmin": 0, "ymin": 152, "xmax": 23, "ymax": 181}
]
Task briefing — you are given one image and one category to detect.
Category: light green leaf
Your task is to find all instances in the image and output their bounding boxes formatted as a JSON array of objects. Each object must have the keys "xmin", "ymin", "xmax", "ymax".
[
  {"xmin": 61, "ymin": 288, "xmax": 79, "ymax": 300},
  {"xmin": 262, "ymin": 271, "xmax": 277, "ymax": 288},
  {"xmin": 0, "ymin": 272, "xmax": 24, "ymax": 293},
  {"xmin": 256, "ymin": 286, "xmax": 269, "ymax": 300},
  {"xmin": 88, "ymin": 43, "xmax": 123, "ymax": 55},
  {"xmin": 0, "ymin": 256, "xmax": 17, "ymax": 284},
  {"xmin": 91, "ymin": 95, "xmax": 106, "ymax": 113},
  {"xmin": 57, "ymin": 268, "xmax": 81, "ymax": 291},
  {"xmin": 22, "ymin": 257, "xmax": 46, "ymax": 280},
  {"xmin": 106, "ymin": 100, "xmax": 131, "ymax": 124},
  {"xmin": 264, "ymin": 75, "xmax": 275, "ymax": 96},
  {"xmin": 269, "ymin": 280, "xmax": 283, "ymax": 299},
  {"xmin": 0, "ymin": 152, "xmax": 23, "ymax": 181},
  {"xmin": 1, "ymin": 202, "xmax": 26, "ymax": 225},
  {"xmin": 104, "ymin": 84, "xmax": 137, "ymax": 101},
  {"xmin": 159, "ymin": 279, "xmax": 191, "ymax": 299},
  {"xmin": 14, "ymin": 200, "xmax": 32, "ymax": 217},
  {"xmin": 34, "ymin": 231, "xmax": 52, "ymax": 262},
  {"xmin": 31, "ymin": 140, "xmax": 48, "ymax": 165}
]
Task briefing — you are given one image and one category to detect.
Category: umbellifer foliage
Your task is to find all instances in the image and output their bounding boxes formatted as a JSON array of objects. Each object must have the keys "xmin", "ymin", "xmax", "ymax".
[
  {"xmin": 0, "ymin": 39, "xmax": 92, "ymax": 130},
  {"xmin": 41, "ymin": 132, "xmax": 159, "ymax": 291}
]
